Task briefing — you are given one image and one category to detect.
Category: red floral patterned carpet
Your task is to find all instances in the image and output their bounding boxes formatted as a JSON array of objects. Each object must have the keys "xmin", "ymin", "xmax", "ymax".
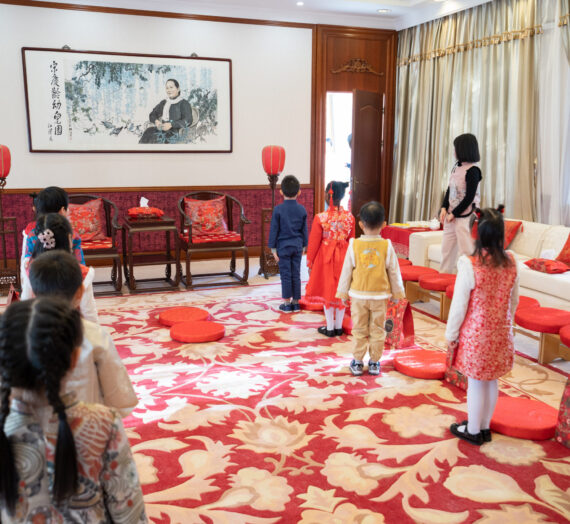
[{"xmin": 96, "ymin": 284, "xmax": 570, "ymax": 524}]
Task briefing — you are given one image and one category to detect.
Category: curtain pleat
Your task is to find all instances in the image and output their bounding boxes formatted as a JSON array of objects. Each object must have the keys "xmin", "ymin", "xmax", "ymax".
[{"xmin": 391, "ymin": 0, "xmax": 541, "ymax": 222}]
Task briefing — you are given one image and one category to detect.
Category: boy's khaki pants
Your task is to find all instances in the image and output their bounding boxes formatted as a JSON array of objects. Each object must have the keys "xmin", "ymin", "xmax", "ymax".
[{"xmin": 351, "ymin": 298, "xmax": 387, "ymax": 362}]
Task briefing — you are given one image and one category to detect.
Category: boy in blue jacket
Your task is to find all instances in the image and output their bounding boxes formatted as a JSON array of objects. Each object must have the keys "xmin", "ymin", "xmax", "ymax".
[{"xmin": 269, "ymin": 175, "xmax": 308, "ymax": 312}]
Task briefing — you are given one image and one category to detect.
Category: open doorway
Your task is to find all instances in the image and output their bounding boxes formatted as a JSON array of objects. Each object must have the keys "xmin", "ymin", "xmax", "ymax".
[{"xmin": 325, "ymin": 92, "xmax": 352, "ymax": 209}]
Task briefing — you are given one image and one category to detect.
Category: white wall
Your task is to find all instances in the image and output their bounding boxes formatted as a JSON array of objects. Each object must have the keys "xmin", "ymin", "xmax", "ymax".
[{"xmin": 0, "ymin": 4, "xmax": 313, "ymax": 188}]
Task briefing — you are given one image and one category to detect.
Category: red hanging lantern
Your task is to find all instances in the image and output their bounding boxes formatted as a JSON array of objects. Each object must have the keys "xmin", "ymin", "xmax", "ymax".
[
  {"xmin": 261, "ymin": 145, "xmax": 285, "ymax": 175},
  {"xmin": 0, "ymin": 145, "xmax": 11, "ymax": 179}
]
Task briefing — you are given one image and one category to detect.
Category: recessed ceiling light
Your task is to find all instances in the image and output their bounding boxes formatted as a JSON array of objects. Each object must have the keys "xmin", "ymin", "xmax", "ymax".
[
  {"xmin": 296, "ymin": 1, "xmax": 304, "ymax": 6},
  {"xmin": 377, "ymin": 8, "xmax": 391, "ymax": 13}
]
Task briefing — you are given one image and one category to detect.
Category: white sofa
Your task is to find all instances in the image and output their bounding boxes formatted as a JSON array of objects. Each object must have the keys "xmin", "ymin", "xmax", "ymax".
[{"xmin": 408, "ymin": 220, "xmax": 570, "ymax": 310}]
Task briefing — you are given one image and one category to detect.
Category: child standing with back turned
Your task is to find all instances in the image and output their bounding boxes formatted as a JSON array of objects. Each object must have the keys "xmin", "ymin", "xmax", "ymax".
[
  {"xmin": 337, "ymin": 201, "xmax": 404, "ymax": 376},
  {"xmin": 446, "ymin": 207, "xmax": 519, "ymax": 445},
  {"xmin": 269, "ymin": 175, "xmax": 308, "ymax": 312}
]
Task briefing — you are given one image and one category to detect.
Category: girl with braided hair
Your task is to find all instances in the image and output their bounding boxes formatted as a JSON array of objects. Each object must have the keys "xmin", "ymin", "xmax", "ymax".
[
  {"xmin": 305, "ymin": 181, "xmax": 355, "ymax": 336},
  {"xmin": 446, "ymin": 207, "xmax": 520, "ymax": 446},
  {"xmin": 21, "ymin": 212, "xmax": 99, "ymax": 323},
  {"xmin": 0, "ymin": 297, "xmax": 146, "ymax": 522}
]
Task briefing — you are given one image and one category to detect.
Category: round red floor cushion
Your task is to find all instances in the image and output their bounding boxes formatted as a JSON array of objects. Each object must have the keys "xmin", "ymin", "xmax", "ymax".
[
  {"xmin": 398, "ymin": 258, "xmax": 413, "ymax": 267},
  {"xmin": 342, "ymin": 315, "xmax": 353, "ymax": 335},
  {"xmin": 490, "ymin": 397, "xmax": 558, "ymax": 440},
  {"xmin": 560, "ymin": 324, "xmax": 570, "ymax": 347},
  {"xmin": 170, "ymin": 321, "xmax": 225, "ymax": 343},
  {"xmin": 299, "ymin": 296, "xmax": 324, "ymax": 311},
  {"xmin": 418, "ymin": 273, "xmax": 456, "ymax": 292},
  {"xmin": 514, "ymin": 307, "xmax": 570, "ymax": 334},
  {"xmin": 400, "ymin": 266, "xmax": 438, "ymax": 282},
  {"xmin": 158, "ymin": 307, "xmax": 210, "ymax": 326},
  {"xmin": 516, "ymin": 296, "xmax": 540, "ymax": 312},
  {"xmin": 445, "ymin": 283, "xmax": 455, "ymax": 299},
  {"xmin": 393, "ymin": 349, "xmax": 447, "ymax": 379}
]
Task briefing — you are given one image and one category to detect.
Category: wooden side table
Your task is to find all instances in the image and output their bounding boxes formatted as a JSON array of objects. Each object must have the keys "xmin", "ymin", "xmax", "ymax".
[
  {"xmin": 122, "ymin": 216, "xmax": 180, "ymax": 293},
  {"xmin": 258, "ymin": 208, "xmax": 279, "ymax": 279}
]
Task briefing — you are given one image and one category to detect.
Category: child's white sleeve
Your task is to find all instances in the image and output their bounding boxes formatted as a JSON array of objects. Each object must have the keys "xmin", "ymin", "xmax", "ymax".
[
  {"xmin": 21, "ymin": 272, "xmax": 33, "ymax": 300},
  {"xmin": 80, "ymin": 267, "xmax": 99, "ymax": 324},
  {"xmin": 336, "ymin": 238, "xmax": 355, "ymax": 299},
  {"xmin": 445, "ymin": 255, "xmax": 475, "ymax": 342},
  {"xmin": 386, "ymin": 240, "xmax": 405, "ymax": 299},
  {"xmin": 92, "ymin": 324, "xmax": 138, "ymax": 417}
]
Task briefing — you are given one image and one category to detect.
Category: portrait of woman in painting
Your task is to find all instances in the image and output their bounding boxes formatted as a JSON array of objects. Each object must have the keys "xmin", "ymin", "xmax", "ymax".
[{"xmin": 139, "ymin": 78, "xmax": 193, "ymax": 144}]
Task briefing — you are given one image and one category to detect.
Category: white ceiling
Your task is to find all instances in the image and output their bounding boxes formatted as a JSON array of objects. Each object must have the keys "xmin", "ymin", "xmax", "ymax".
[{"xmin": 31, "ymin": 0, "xmax": 492, "ymax": 30}]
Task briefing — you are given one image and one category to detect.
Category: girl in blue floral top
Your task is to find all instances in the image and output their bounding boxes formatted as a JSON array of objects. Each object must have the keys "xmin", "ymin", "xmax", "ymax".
[{"xmin": 0, "ymin": 297, "xmax": 147, "ymax": 523}]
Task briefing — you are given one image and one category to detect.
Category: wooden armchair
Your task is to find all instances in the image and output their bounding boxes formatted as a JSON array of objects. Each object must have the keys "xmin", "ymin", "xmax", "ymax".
[
  {"xmin": 177, "ymin": 191, "xmax": 250, "ymax": 289},
  {"xmin": 68, "ymin": 194, "xmax": 122, "ymax": 295}
]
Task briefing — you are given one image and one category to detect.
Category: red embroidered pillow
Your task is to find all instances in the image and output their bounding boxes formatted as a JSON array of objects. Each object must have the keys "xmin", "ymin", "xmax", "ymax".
[
  {"xmin": 555, "ymin": 233, "xmax": 570, "ymax": 265},
  {"xmin": 504, "ymin": 220, "xmax": 523, "ymax": 248},
  {"xmin": 524, "ymin": 258, "xmax": 570, "ymax": 274},
  {"xmin": 68, "ymin": 198, "xmax": 105, "ymax": 241},
  {"xmin": 184, "ymin": 196, "xmax": 228, "ymax": 235}
]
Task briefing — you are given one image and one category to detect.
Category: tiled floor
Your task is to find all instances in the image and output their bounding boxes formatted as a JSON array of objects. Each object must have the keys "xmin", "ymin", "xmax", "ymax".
[{"xmin": 94, "ymin": 257, "xmax": 570, "ymax": 375}]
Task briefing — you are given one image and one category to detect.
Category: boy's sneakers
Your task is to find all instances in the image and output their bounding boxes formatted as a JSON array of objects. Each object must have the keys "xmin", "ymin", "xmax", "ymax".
[
  {"xmin": 349, "ymin": 359, "xmax": 364, "ymax": 376},
  {"xmin": 279, "ymin": 303, "xmax": 293, "ymax": 313},
  {"xmin": 291, "ymin": 303, "xmax": 301, "ymax": 312},
  {"xmin": 368, "ymin": 361, "xmax": 380, "ymax": 375}
]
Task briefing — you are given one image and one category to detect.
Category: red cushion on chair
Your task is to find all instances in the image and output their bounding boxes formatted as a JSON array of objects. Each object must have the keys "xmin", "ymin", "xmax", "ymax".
[
  {"xmin": 68, "ymin": 198, "xmax": 106, "ymax": 241},
  {"xmin": 342, "ymin": 315, "xmax": 353, "ymax": 335},
  {"xmin": 184, "ymin": 196, "xmax": 228, "ymax": 236},
  {"xmin": 159, "ymin": 307, "xmax": 210, "ymax": 327},
  {"xmin": 516, "ymin": 296, "xmax": 540, "ymax": 311},
  {"xmin": 490, "ymin": 397, "xmax": 558, "ymax": 440},
  {"xmin": 299, "ymin": 296, "xmax": 324, "ymax": 311},
  {"xmin": 393, "ymin": 349, "xmax": 447, "ymax": 379},
  {"xmin": 180, "ymin": 231, "xmax": 242, "ymax": 244},
  {"xmin": 560, "ymin": 325, "xmax": 570, "ymax": 347},
  {"xmin": 514, "ymin": 307, "xmax": 570, "ymax": 334},
  {"xmin": 398, "ymin": 259, "xmax": 412, "ymax": 267},
  {"xmin": 445, "ymin": 283, "xmax": 455, "ymax": 299},
  {"xmin": 170, "ymin": 321, "xmax": 225, "ymax": 343},
  {"xmin": 400, "ymin": 266, "xmax": 438, "ymax": 282},
  {"xmin": 418, "ymin": 273, "xmax": 456, "ymax": 292},
  {"xmin": 81, "ymin": 238, "xmax": 113, "ymax": 250}
]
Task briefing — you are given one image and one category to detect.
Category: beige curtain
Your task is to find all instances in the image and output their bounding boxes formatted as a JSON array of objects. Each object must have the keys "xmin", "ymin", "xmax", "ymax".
[
  {"xmin": 391, "ymin": 0, "xmax": 541, "ymax": 222},
  {"xmin": 561, "ymin": 0, "xmax": 570, "ymax": 57}
]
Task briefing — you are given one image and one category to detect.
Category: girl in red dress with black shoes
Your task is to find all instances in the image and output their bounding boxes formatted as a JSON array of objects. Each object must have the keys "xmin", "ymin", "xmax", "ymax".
[
  {"xmin": 305, "ymin": 181, "xmax": 355, "ymax": 337},
  {"xmin": 446, "ymin": 207, "xmax": 520, "ymax": 445}
]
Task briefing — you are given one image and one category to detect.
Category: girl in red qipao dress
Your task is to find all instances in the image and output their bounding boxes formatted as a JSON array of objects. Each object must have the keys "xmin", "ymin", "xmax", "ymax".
[
  {"xmin": 305, "ymin": 181, "xmax": 355, "ymax": 337},
  {"xmin": 445, "ymin": 207, "xmax": 519, "ymax": 445}
]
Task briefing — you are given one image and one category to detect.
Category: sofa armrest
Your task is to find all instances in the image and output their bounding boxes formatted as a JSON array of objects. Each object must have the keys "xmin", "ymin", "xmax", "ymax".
[{"xmin": 409, "ymin": 231, "xmax": 444, "ymax": 267}]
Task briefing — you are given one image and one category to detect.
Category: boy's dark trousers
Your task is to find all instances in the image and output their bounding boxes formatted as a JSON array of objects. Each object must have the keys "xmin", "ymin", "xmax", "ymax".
[{"xmin": 277, "ymin": 245, "xmax": 303, "ymax": 299}]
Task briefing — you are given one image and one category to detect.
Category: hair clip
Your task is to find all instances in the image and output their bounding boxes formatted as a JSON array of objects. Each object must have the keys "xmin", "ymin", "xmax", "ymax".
[
  {"xmin": 497, "ymin": 204, "xmax": 505, "ymax": 214},
  {"xmin": 474, "ymin": 208, "xmax": 483, "ymax": 219},
  {"xmin": 37, "ymin": 229, "xmax": 56, "ymax": 250}
]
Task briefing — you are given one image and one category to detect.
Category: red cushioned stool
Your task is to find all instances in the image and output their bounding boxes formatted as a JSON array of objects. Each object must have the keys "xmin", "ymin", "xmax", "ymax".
[
  {"xmin": 398, "ymin": 258, "xmax": 413, "ymax": 267},
  {"xmin": 418, "ymin": 273, "xmax": 456, "ymax": 320},
  {"xmin": 170, "ymin": 321, "xmax": 225, "ymax": 343},
  {"xmin": 399, "ymin": 266, "xmax": 438, "ymax": 305},
  {"xmin": 561, "ymin": 325, "xmax": 570, "ymax": 348},
  {"xmin": 490, "ymin": 397, "xmax": 558, "ymax": 440},
  {"xmin": 299, "ymin": 296, "xmax": 324, "ymax": 311},
  {"xmin": 516, "ymin": 296, "xmax": 540, "ymax": 312},
  {"xmin": 442, "ymin": 283, "xmax": 456, "ymax": 322},
  {"xmin": 393, "ymin": 349, "xmax": 447, "ymax": 379},
  {"xmin": 514, "ymin": 307, "xmax": 570, "ymax": 364},
  {"xmin": 158, "ymin": 307, "xmax": 210, "ymax": 327}
]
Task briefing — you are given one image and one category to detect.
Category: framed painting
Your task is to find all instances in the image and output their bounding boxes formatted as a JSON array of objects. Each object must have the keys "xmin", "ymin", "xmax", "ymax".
[{"xmin": 22, "ymin": 48, "xmax": 232, "ymax": 153}]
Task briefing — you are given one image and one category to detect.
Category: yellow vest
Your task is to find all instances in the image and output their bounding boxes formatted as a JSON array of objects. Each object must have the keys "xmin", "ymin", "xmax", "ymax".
[{"xmin": 351, "ymin": 238, "xmax": 391, "ymax": 295}]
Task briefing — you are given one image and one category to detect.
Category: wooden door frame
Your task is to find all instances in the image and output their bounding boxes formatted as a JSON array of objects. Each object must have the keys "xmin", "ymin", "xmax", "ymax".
[{"xmin": 313, "ymin": 25, "xmax": 398, "ymax": 215}]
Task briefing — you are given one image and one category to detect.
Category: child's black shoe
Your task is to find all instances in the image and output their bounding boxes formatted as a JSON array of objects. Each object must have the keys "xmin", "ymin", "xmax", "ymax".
[
  {"xmin": 450, "ymin": 422, "xmax": 484, "ymax": 446},
  {"xmin": 317, "ymin": 326, "xmax": 335, "ymax": 337},
  {"xmin": 334, "ymin": 328, "xmax": 344, "ymax": 336}
]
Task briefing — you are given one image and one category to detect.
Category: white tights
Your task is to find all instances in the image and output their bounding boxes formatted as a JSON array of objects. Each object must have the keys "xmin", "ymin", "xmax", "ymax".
[
  {"xmin": 465, "ymin": 377, "xmax": 499, "ymax": 434},
  {"xmin": 324, "ymin": 307, "xmax": 345, "ymax": 330}
]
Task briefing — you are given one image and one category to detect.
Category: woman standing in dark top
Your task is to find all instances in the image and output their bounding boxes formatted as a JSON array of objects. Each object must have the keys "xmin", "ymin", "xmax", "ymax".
[
  {"xmin": 139, "ymin": 78, "xmax": 192, "ymax": 144},
  {"xmin": 439, "ymin": 133, "xmax": 482, "ymax": 273}
]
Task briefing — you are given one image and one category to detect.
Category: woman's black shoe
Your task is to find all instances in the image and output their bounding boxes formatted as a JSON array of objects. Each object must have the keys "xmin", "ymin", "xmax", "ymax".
[
  {"xmin": 450, "ymin": 422, "xmax": 484, "ymax": 446},
  {"xmin": 317, "ymin": 326, "xmax": 336, "ymax": 337}
]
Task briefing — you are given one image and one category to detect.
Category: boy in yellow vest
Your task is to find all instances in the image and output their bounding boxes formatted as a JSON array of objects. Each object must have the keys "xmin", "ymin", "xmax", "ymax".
[{"xmin": 336, "ymin": 201, "xmax": 405, "ymax": 375}]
